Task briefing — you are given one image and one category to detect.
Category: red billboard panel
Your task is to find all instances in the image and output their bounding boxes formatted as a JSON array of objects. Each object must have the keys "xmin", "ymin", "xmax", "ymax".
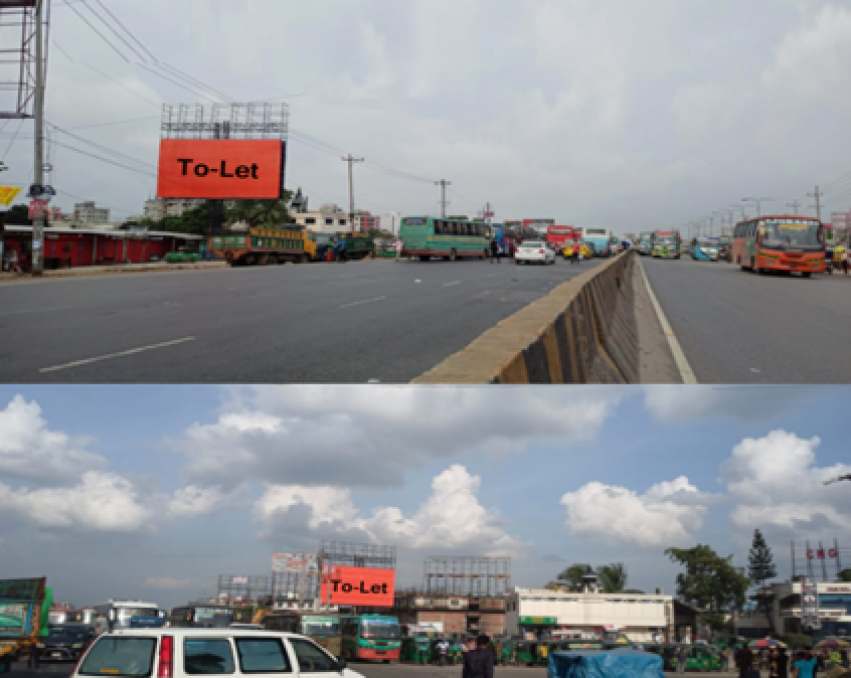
[
  {"xmin": 157, "ymin": 139, "xmax": 283, "ymax": 199},
  {"xmin": 319, "ymin": 567, "xmax": 395, "ymax": 607}
]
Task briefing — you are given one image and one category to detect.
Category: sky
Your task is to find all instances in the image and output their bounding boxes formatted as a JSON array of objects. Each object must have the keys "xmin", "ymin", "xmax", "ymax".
[
  {"xmin": 2, "ymin": 384, "xmax": 850, "ymax": 608},
  {"xmin": 1, "ymin": 0, "xmax": 851, "ymax": 233}
]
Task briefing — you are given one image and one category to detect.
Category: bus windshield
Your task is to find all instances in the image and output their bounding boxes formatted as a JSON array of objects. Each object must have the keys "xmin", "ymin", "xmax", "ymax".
[
  {"xmin": 116, "ymin": 607, "xmax": 158, "ymax": 620},
  {"xmin": 301, "ymin": 618, "xmax": 340, "ymax": 636},
  {"xmin": 658, "ymin": 236, "xmax": 678, "ymax": 245},
  {"xmin": 762, "ymin": 219, "xmax": 820, "ymax": 247},
  {"xmin": 361, "ymin": 619, "xmax": 401, "ymax": 639},
  {"xmin": 193, "ymin": 608, "xmax": 234, "ymax": 628}
]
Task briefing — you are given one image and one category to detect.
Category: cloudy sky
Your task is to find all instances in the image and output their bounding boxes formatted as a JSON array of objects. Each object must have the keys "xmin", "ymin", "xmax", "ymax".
[
  {"xmin": 2, "ymin": 384, "xmax": 850, "ymax": 608},
  {"xmin": 2, "ymin": 0, "xmax": 851, "ymax": 232}
]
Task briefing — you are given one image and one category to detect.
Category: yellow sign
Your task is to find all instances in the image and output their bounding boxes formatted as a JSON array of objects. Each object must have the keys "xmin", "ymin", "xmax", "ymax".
[
  {"xmin": 778, "ymin": 222, "xmax": 808, "ymax": 230},
  {"xmin": 0, "ymin": 186, "xmax": 22, "ymax": 207}
]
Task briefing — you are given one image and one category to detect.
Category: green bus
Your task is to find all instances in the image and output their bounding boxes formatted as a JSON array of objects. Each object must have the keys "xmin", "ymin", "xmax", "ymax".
[
  {"xmin": 340, "ymin": 614, "xmax": 401, "ymax": 662},
  {"xmin": 399, "ymin": 216, "xmax": 491, "ymax": 261}
]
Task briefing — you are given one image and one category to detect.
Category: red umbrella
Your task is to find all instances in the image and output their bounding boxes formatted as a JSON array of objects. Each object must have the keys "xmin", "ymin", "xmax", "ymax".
[{"xmin": 750, "ymin": 639, "xmax": 786, "ymax": 648}]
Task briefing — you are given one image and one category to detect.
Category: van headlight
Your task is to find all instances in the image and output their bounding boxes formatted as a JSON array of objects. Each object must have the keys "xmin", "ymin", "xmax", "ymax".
[{"xmin": 73, "ymin": 643, "xmax": 84, "ymax": 649}]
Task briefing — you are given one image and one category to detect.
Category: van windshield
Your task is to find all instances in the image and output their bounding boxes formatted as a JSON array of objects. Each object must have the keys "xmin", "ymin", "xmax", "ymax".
[{"xmin": 79, "ymin": 637, "xmax": 156, "ymax": 677}]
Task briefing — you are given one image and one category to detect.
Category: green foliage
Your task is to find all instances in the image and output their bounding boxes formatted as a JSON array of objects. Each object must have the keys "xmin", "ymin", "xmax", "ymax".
[
  {"xmin": 225, "ymin": 193, "xmax": 294, "ymax": 228},
  {"xmin": 558, "ymin": 564, "xmax": 590, "ymax": 589},
  {"xmin": 748, "ymin": 530, "xmax": 777, "ymax": 586},
  {"xmin": 666, "ymin": 544, "xmax": 750, "ymax": 630},
  {"xmin": 4, "ymin": 203, "xmax": 32, "ymax": 225},
  {"xmin": 839, "ymin": 569, "xmax": 851, "ymax": 582},
  {"xmin": 598, "ymin": 563, "xmax": 628, "ymax": 593}
]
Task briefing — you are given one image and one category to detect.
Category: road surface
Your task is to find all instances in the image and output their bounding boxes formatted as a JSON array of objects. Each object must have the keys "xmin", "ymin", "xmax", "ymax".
[
  {"xmin": 0, "ymin": 257, "xmax": 603, "ymax": 384},
  {"xmin": 642, "ymin": 256, "xmax": 851, "ymax": 383}
]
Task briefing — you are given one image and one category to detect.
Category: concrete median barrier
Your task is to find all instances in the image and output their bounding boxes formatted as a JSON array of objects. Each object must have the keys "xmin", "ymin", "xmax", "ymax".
[{"xmin": 412, "ymin": 251, "xmax": 639, "ymax": 384}]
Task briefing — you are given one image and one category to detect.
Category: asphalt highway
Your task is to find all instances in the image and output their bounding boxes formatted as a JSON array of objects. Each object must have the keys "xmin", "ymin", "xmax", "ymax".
[
  {"xmin": 0, "ymin": 257, "xmax": 603, "ymax": 384},
  {"xmin": 641, "ymin": 256, "xmax": 851, "ymax": 383}
]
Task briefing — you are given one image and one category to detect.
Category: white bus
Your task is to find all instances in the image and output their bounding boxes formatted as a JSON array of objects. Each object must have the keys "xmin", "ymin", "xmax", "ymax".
[
  {"xmin": 582, "ymin": 227, "xmax": 615, "ymax": 257},
  {"xmin": 92, "ymin": 599, "xmax": 165, "ymax": 633}
]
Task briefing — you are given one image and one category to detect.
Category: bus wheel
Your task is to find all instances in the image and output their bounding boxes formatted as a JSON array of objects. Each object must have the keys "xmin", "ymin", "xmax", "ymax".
[
  {"xmin": 802, "ymin": 272, "xmax": 812, "ymax": 278},
  {"xmin": 245, "ymin": 255, "xmax": 256, "ymax": 266},
  {"xmin": 449, "ymin": 249, "xmax": 457, "ymax": 261},
  {"xmin": 383, "ymin": 660, "xmax": 390, "ymax": 665},
  {"xmin": 419, "ymin": 255, "xmax": 430, "ymax": 262}
]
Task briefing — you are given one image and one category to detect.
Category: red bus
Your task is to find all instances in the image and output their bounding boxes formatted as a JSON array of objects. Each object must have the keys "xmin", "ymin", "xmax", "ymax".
[
  {"xmin": 733, "ymin": 215, "xmax": 825, "ymax": 277},
  {"xmin": 546, "ymin": 225, "xmax": 575, "ymax": 250},
  {"xmin": 523, "ymin": 218, "xmax": 555, "ymax": 238}
]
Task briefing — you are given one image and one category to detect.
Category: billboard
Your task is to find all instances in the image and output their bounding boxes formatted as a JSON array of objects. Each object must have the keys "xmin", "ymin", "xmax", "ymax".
[
  {"xmin": 801, "ymin": 578, "xmax": 820, "ymax": 630},
  {"xmin": 157, "ymin": 139, "xmax": 283, "ymax": 199},
  {"xmin": 272, "ymin": 552, "xmax": 318, "ymax": 574},
  {"xmin": 319, "ymin": 566, "xmax": 395, "ymax": 607}
]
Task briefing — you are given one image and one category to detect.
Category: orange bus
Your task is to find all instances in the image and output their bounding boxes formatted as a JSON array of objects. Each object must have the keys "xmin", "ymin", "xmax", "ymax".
[{"xmin": 732, "ymin": 215, "xmax": 825, "ymax": 277}]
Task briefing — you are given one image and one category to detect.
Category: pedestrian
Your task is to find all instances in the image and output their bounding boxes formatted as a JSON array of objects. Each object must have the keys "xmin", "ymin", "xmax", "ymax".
[
  {"xmin": 721, "ymin": 649, "xmax": 730, "ymax": 672},
  {"xmin": 737, "ymin": 645, "xmax": 755, "ymax": 678},
  {"xmin": 842, "ymin": 249, "xmax": 849, "ymax": 276},
  {"xmin": 507, "ymin": 239, "xmax": 516, "ymax": 260},
  {"xmin": 463, "ymin": 635, "xmax": 494, "ymax": 678},
  {"xmin": 770, "ymin": 649, "xmax": 780, "ymax": 678},
  {"xmin": 28, "ymin": 643, "xmax": 39, "ymax": 669},
  {"xmin": 436, "ymin": 637, "xmax": 450, "ymax": 667},
  {"xmin": 678, "ymin": 645, "xmax": 688, "ymax": 674},
  {"xmin": 395, "ymin": 238, "xmax": 404, "ymax": 262},
  {"xmin": 490, "ymin": 237, "xmax": 500, "ymax": 264},
  {"xmin": 778, "ymin": 648, "xmax": 789, "ymax": 678},
  {"xmin": 793, "ymin": 650, "xmax": 817, "ymax": 678},
  {"xmin": 571, "ymin": 245, "xmax": 579, "ymax": 265}
]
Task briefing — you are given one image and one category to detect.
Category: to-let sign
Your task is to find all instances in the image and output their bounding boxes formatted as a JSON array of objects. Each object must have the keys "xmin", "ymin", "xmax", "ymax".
[
  {"xmin": 157, "ymin": 139, "xmax": 283, "ymax": 199},
  {"xmin": 319, "ymin": 567, "xmax": 395, "ymax": 607}
]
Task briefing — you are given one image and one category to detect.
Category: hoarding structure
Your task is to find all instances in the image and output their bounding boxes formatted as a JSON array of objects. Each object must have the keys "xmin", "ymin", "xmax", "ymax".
[
  {"xmin": 0, "ymin": 0, "xmax": 49, "ymax": 120},
  {"xmin": 216, "ymin": 575, "xmax": 273, "ymax": 606},
  {"xmin": 801, "ymin": 577, "xmax": 820, "ymax": 631},
  {"xmin": 319, "ymin": 567, "xmax": 395, "ymax": 607},
  {"xmin": 317, "ymin": 541, "xmax": 397, "ymax": 609},
  {"xmin": 424, "ymin": 556, "xmax": 511, "ymax": 596},
  {"xmin": 271, "ymin": 552, "xmax": 319, "ymax": 605},
  {"xmin": 791, "ymin": 539, "xmax": 847, "ymax": 582}
]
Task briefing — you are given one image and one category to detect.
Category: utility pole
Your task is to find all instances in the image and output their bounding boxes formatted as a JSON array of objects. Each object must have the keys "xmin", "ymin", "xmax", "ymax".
[
  {"xmin": 32, "ymin": 0, "xmax": 45, "ymax": 277},
  {"xmin": 743, "ymin": 197, "xmax": 773, "ymax": 218},
  {"xmin": 435, "ymin": 180, "xmax": 451, "ymax": 218},
  {"xmin": 341, "ymin": 154, "xmax": 364, "ymax": 234},
  {"xmin": 787, "ymin": 200, "xmax": 801, "ymax": 215},
  {"xmin": 808, "ymin": 185, "xmax": 823, "ymax": 221}
]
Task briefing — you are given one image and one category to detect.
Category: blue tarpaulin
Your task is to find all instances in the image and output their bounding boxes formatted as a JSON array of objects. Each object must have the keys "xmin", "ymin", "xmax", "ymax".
[{"xmin": 548, "ymin": 650, "xmax": 664, "ymax": 678}]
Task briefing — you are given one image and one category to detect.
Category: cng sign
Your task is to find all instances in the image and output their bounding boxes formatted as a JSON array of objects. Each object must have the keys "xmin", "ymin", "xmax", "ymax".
[
  {"xmin": 320, "ymin": 567, "xmax": 395, "ymax": 607},
  {"xmin": 157, "ymin": 139, "xmax": 283, "ymax": 199}
]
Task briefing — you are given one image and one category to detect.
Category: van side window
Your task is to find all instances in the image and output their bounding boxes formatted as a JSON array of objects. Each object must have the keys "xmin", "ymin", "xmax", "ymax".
[
  {"xmin": 184, "ymin": 639, "xmax": 235, "ymax": 674},
  {"xmin": 234, "ymin": 638, "xmax": 292, "ymax": 673},
  {"xmin": 288, "ymin": 639, "xmax": 337, "ymax": 673}
]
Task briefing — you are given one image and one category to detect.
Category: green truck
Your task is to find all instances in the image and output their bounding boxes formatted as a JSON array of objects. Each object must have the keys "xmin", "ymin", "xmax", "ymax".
[{"xmin": 0, "ymin": 578, "xmax": 51, "ymax": 665}]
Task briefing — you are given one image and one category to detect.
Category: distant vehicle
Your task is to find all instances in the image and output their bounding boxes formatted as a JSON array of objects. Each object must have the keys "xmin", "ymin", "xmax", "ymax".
[
  {"xmin": 546, "ymin": 225, "xmax": 576, "ymax": 251},
  {"xmin": 733, "ymin": 215, "xmax": 826, "ymax": 277},
  {"xmin": 92, "ymin": 599, "xmax": 164, "ymax": 634},
  {"xmin": 341, "ymin": 614, "xmax": 402, "ymax": 662},
  {"xmin": 228, "ymin": 623, "xmax": 264, "ymax": 630},
  {"xmin": 523, "ymin": 219, "xmax": 555, "ymax": 239},
  {"xmin": 209, "ymin": 225, "xmax": 311, "ymax": 266},
  {"xmin": 37, "ymin": 624, "xmax": 95, "ymax": 662},
  {"xmin": 689, "ymin": 237, "xmax": 720, "ymax": 261},
  {"xmin": 399, "ymin": 216, "xmax": 490, "ymax": 261},
  {"xmin": 561, "ymin": 242, "xmax": 592, "ymax": 259},
  {"xmin": 583, "ymin": 228, "xmax": 614, "ymax": 257},
  {"xmin": 638, "ymin": 232, "xmax": 654, "ymax": 255},
  {"xmin": 169, "ymin": 605, "xmax": 235, "ymax": 629},
  {"xmin": 0, "ymin": 577, "xmax": 50, "ymax": 663},
  {"xmin": 652, "ymin": 230, "xmax": 682, "ymax": 259},
  {"xmin": 72, "ymin": 629, "xmax": 364, "ymax": 678},
  {"xmin": 515, "ymin": 240, "xmax": 557, "ymax": 265},
  {"xmin": 717, "ymin": 236, "xmax": 732, "ymax": 262}
]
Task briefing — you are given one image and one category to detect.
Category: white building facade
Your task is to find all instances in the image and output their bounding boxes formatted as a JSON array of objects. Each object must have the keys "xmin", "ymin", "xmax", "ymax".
[
  {"xmin": 772, "ymin": 580, "xmax": 851, "ymax": 637},
  {"xmin": 144, "ymin": 198, "xmax": 205, "ymax": 221},
  {"xmin": 74, "ymin": 201, "xmax": 110, "ymax": 225},
  {"xmin": 506, "ymin": 587, "xmax": 673, "ymax": 642},
  {"xmin": 293, "ymin": 204, "xmax": 349, "ymax": 234}
]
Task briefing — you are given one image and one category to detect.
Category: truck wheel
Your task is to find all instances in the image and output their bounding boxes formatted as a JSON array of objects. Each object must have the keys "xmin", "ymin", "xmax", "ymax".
[{"xmin": 419, "ymin": 255, "xmax": 430, "ymax": 262}]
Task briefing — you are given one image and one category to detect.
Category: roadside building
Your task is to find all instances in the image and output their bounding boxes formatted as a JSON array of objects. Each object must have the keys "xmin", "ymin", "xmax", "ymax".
[
  {"xmin": 144, "ymin": 198, "xmax": 205, "ymax": 221},
  {"xmin": 353, "ymin": 210, "xmax": 380, "ymax": 232},
  {"xmin": 767, "ymin": 580, "xmax": 851, "ymax": 637},
  {"xmin": 392, "ymin": 594, "xmax": 506, "ymax": 636},
  {"xmin": 74, "ymin": 201, "xmax": 110, "ymax": 225},
  {"xmin": 293, "ymin": 204, "xmax": 350, "ymax": 234}
]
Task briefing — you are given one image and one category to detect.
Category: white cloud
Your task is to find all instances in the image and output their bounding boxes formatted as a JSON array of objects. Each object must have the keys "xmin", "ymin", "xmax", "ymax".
[
  {"xmin": 171, "ymin": 386, "xmax": 621, "ymax": 490},
  {"xmin": 167, "ymin": 485, "xmax": 230, "ymax": 517},
  {"xmin": 0, "ymin": 396, "xmax": 107, "ymax": 484},
  {"xmin": 143, "ymin": 577, "xmax": 199, "ymax": 590},
  {"xmin": 719, "ymin": 430, "xmax": 851, "ymax": 538},
  {"xmin": 0, "ymin": 471, "xmax": 153, "ymax": 532},
  {"xmin": 643, "ymin": 387, "xmax": 816, "ymax": 423},
  {"xmin": 255, "ymin": 464, "xmax": 525, "ymax": 555},
  {"xmin": 560, "ymin": 476, "xmax": 709, "ymax": 547}
]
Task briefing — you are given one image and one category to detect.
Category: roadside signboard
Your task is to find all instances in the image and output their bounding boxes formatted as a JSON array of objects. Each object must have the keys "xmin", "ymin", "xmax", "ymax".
[
  {"xmin": 801, "ymin": 578, "xmax": 820, "ymax": 630},
  {"xmin": 319, "ymin": 566, "xmax": 395, "ymax": 607},
  {"xmin": 157, "ymin": 139, "xmax": 283, "ymax": 199},
  {"xmin": 28, "ymin": 200, "xmax": 48, "ymax": 219},
  {"xmin": 0, "ymin": 186, "xmax": 21, "ymax": 207},
  {"xmin": 519, "ymin": 616, "xmax": 558, "ymax": 625},
  {"xmin": 272, "ymin": 552, "xmax": 318, "ymax": 574}
]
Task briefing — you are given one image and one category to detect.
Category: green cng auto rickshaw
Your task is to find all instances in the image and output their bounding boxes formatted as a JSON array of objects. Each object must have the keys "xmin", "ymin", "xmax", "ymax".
[
  {"xmin": 555, "ymin": 640, "xmax": 605, "ymax": 652},
  {"xmin": 496, "ymin": 638, "xmax": 516, "ymax": 665},
  {"xmin": 401, "ymin": 636, "xmax": 432, "ymax": 663},
  {"xmin": 448, "ymin": 639, "xmax": 465, "ymax": 665},
  {"xmin": 513, "ymin": 640, "xmax": 534, "ymax": 666}
]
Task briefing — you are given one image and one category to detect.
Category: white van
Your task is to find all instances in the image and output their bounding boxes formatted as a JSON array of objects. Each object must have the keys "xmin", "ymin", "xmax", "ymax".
[{"xmin": 71, "ymin": 629, "xmax": 365, "ymax": 678}]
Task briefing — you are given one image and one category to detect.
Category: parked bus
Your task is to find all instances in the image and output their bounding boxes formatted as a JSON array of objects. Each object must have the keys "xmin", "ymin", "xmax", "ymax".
[
  {"xmin": 340, "ymin": 614, "xmax": 402, "ymax": 662},
  {"xmin": 582, "ymin": 227, "xmax": 614, "ymax": 257},
  {"xmin": 168, "ymin": 605, "xmax": 235, "ymax": 628},
  {"xmin": 92, "ymin": 599, "xmax": 164, "ymax": 634},
  {"xmin": 733, "ymin": 215, "xmax": 825, "ymax": 277},
  {"xmin": 300, "ymin": 615, "xmax": 343, "ymax": 656},
  {"xmin": 399, "ymin": 216, "xmax": 490, "ymax": 261},
  {"xmin": 638, "ymin": 232, "xmax": 654, "ymax": 255},
  {"xmin": 689, "ymin": 236, "xmax": 720, "ymax": 261},
  {"xmin": 546, "ymin": 225, "xmax": 575, "ymax": 252}
]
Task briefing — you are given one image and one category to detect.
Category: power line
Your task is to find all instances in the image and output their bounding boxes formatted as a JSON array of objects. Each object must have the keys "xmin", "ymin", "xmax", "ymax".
[
  {"xmin": 64, "ymin": 115, "xmax": 159, "ymax": 131},
  {"xmin": 136, "ymin": 63, "xmax": 218, "ymax": 102},
  {"xmin": 65, "ymin": 1, "xmax": 131, "ymax": 63},
  {"xmin": 79, "ymin": 0, "xmax": 149, "ymax": 63},
  {"xmin": 52, "ymin": 40, "xmax": 74, "ymax": 62},
  {"xmin": 47, "ymin": 121, "xmax": 157, "ymax": 170},
  {"xmin": 159, "ymin": 62, "xmax": 234, "ymax": 103},
  {"xmin": 2, "ymin": 118, "xmax": 25, "ymax": 160},
  {"xmin": 50, "ymin": 140, "xmax": 157, "ymax": 178},
  {"xmin": 80, "ymin": 62, "xmax": 161, "ymax": 108},
  {"xmin": 91, "ymin": 0, "xmax": 159, "ymax": 63}
]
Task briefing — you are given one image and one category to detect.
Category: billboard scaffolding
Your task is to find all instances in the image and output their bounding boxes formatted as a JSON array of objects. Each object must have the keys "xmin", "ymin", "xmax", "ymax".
[
  {"xmin": 791, "ymin": 539, "xmax": 847, "ymax": 582},
  {"xmin": 160, "ymin": 103, "xmax": 289, "ymax": 141},
  {"xmin": 216, "ymin": 575, "xmax": 273, "ymax": 606},
  {"xmin": 424, "ymin": 556, "xmax": 511, "ymax": 596},
  {"xmin": 0, "ymin": 0, "xmax": 49, "ymax": 119}
]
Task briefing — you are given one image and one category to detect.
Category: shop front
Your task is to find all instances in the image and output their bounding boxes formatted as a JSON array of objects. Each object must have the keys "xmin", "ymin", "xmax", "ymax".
[{"xmin": 518, "ymin": 616, "xmax": 557, "ymax": 639}]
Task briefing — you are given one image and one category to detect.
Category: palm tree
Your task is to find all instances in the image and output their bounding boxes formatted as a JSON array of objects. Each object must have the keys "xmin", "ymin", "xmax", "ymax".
[
  {"xmin": 557, "ymin": 564, "xmax": 590, "ymax": 589},
  {"xmin": 598, "ymin": 563, "xmax": 628, "ymax": 593},
  {"xmin": 226, "ymin": 197, "xmax": 292, "ymax": 228}
]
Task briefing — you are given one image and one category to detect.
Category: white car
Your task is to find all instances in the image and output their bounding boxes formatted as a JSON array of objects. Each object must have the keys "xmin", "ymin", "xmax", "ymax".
[
  {"xmin": 516, "ymin": 240, "xmax": 557, "ymax": 265},
  {"xmin": 72, "ymin": 628, "xmax": 364, "ymax": 678}
]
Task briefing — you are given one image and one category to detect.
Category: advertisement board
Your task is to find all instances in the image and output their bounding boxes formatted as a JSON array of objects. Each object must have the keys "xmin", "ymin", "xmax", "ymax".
[
  {"xmin": 319, "ymin": 566, "xmax": 395, "ymax": 607},
  {"xmin": 157, "ymin": 139, "xmax": 283, "ymax": 199},
  {"xmin": 801, "ymin": 578, "xmax": 820, "ymax": 630},
  {"xmin": 272, "ymin": 552, "xmax": 318, "ymax": 574},
  {"xmin": 0, "ymin": 186, "xmax": 22, "ymax": 207}
]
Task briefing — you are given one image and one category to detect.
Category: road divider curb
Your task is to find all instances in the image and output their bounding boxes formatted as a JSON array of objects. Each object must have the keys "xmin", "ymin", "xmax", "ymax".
[
  {"xmin": 412, "ymin": 252, "xmax": 639, "ymax": 384},
  {"xmin": 0, "ymin": 261, "xmax": 227, "ymax": 281}
]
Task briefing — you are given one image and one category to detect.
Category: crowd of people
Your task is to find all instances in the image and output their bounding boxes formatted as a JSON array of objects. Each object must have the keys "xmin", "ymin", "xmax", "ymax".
[{"xmin": 733, "ymin": 644, "xmax": 850, "ymax": 678}]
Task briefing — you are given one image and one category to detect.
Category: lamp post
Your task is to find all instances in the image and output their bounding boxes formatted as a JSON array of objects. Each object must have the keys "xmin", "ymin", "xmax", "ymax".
[{"xmin": 742, "ymin": 197, "xmax": 773, "ymax": 218}]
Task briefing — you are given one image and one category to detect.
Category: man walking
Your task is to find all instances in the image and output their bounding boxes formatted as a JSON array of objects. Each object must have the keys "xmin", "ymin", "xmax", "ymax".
[
  {"xmin": 463, "ymin": 635, "xmax": 494, "ymax": 678},
  {"xmin": 737, "ymin": 645, "xmax": 755, "ymax": 678},
  {"xmin": 490, "ymin": 237, "xmax": 500, "ymax": 264},
  {"xmin": 678, "ymin": 646, "xmax": 688, "ymax": 674},
  {"xmin": 395, "ymin": 238, "xmax": 404, "ymax": 262}
]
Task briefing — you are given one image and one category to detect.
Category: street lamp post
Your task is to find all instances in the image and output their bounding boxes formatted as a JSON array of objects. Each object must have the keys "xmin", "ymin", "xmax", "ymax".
[{"xmin": 742, "ymin": 197, "xmax": 773, "ymax": 218}]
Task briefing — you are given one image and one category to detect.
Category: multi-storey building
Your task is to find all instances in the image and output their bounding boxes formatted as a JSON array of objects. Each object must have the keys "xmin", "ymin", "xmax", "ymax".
[
  {"xmin": 144, "ymin": 198, "xmax": 205, "ymax": 221},
  {"xmin": 74, "ymin": 201, "xmax": 110, "ymax": 225},
  {"xmin": 293, "ymin": 204, "xmax": 350, "ymax": 234},
  {"xmin": 393, "ymin": 593, "xmax": 506, "ymax": 636}
]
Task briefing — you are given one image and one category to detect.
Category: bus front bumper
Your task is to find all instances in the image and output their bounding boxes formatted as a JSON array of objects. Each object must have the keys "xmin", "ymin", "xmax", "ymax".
[
  {"xmin": 758, "ymin": 254, "xmax": 825, "ymax": 273},
  {"xmin": 357, "ymin": 648, "xmax": 398, "ymax": 660}
]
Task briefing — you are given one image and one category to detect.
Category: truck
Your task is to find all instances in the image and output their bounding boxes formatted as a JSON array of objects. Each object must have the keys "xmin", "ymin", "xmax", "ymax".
[
  {"xmin": 208, "ymin": 225, "xmax": 311, "ymax": 266},
  {"xmin": 0, "ymin": 578, "xmax": 51, "ymax": 664},
  {"xmin": 652, "ymin": 230, "xmax": 682, "ymax": 259}
]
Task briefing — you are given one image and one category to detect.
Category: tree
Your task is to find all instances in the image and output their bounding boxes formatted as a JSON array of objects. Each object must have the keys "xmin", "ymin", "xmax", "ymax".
[
  {"xmin": 839, "ymin": 569, "xmax": 851, "ymax": 582},
  {"xmin": 598, "ymin": 563, "xmax": 628, "ymax": 593},
  {"xmin": 557, "ymin": 564, "xmax": 590, "ymax": 589},
  {"xmin": 225, "ymin": 194, "xmax": 293, "ymax": 228},
  {"xmin": 4, "ymin": 203, "xmax": 32, "ymax": 225},
  {"xmin": 748, "ymin": 529, "xmax": 778, "ymax": 632},
  {"xmin": 666, "ymin": 544, "xmax": 750, "ymax": 631}
]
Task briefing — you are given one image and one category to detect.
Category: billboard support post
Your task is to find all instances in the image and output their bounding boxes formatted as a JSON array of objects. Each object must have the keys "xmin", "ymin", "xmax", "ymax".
[{"xmin": 31, "ymin": 0, "xmax": 45, "ymax": 277}]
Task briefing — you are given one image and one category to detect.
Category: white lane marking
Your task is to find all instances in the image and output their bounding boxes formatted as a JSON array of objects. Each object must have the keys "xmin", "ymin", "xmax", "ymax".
[
  {"xmin": 0, "ymin": 305, "xmax": 72, "ymax": 317},
  {"xmin": 339, "ymin": 296, "xmax": 386, "ymax": 309},
  {"xmin": 40, "ymin": 337, "xmax": 196, "ymax": 373},
  {"xmin": 443, "ymin": 281, "xmax": 461, "ymax": 287},
  {"xmin": 637, "ymin": 258, "xmax": 698, "ymax": 384}
]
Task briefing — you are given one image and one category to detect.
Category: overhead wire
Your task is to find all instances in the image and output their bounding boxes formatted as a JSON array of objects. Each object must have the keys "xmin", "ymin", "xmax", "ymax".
[
  {"xmin": 92, "ymin": 0, "xmax": 159, "ymax": 63},
  {"xmin": 2, "ymin": 118, "xmax": 26, "ymax": 160},
  {"xmin": 47, "ymin": 121, "xmax": 157, "ymax": 170},
  {"xmin": 50, "ymin": 140, "xmax": 157, "ymax": 178},
  {"xmin": 79, "ymin": 0, "xmax": 149, "ymax": 63},
  {"xmin": 64, "ymin": 115, "xmax": 160, "ymax": 131},
  {"xmin": 80, "ymin": 62, "xmax": 161, "ymax": 108},
  {"xmin": 65, "ymin": 1, "xmax": 130, "ymax": 63}
]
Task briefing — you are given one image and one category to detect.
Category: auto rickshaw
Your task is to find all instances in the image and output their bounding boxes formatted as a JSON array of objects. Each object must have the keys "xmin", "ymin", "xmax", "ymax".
[
  {"xmin": 533, "ymin": 640, "xmax": 559, "ymax": 666},
  {"xmin": 513, "ymin": 640, "xmax": 535, "ymax": 666},
  {"xmin": 555, "ymin": 640, "xmax": 605, "ymax": 652},
  {"xmin": 686, "ymin": 645, "xmax": 721, "ymax": 671},
  {"xmin": 447, "ymin": 638, "xmax": 465, "ymax": 665},
  {"xmin": 496, "ymin": 638, "xmax": 516, "ymax": 665},
  {"xmin": 401, "ymin": 636, "xmax": 432, "ymax": 664}
]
